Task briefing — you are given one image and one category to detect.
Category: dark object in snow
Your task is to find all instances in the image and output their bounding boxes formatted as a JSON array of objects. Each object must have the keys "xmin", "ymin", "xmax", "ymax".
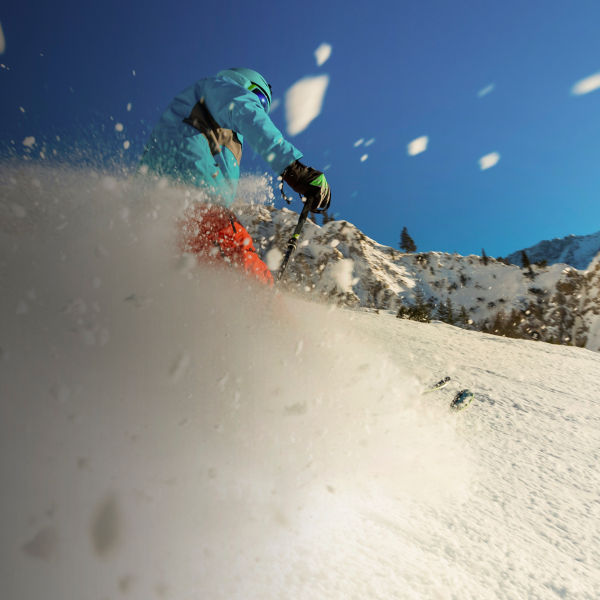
[
  {"xmin": 450, "ymin": 389, "xmax": 474, "ymax": 411},
  {"xmin": 423, "ymin": 376, "xmax": 451, "ymax": 393}
]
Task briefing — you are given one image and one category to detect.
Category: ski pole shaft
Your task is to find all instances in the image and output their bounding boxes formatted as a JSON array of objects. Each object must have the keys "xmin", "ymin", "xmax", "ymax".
[{"xmin": 276, "ymin": 199, "xmax": 311, "ymax": 282}]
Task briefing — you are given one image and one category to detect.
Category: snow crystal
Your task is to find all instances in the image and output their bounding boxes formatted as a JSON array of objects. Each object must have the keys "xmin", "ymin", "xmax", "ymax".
[
  {"xmin": 330, "ymin": 258, "xmax": 355, "ymax": 291},
  {"xmin": 22, "ymin": 527, "xmax": 58, "ymax": 560},
  {"xmin": 123, "ymin": 140, "xmax": 130, "ymax": 150},
  {"xmin": 477, "ymin": 83, "xmax": 495, "ymax": 98},
  {"xmin": 102, "ymin": 176, "xmax": 118, "ymax": 191},
  {"xmin": 22, "ymin": 136, "xmax": 36, "ymax": 148},
  {"xmin": 170, "ymin": 352, "xmax": 191, "ymax": 383},
  {"xmin": 0, "ymin": 21, "xmax": 5, "ymax": 54},
  {"xmin": 360, "ymin": 154, "xmax": 368, "ymax": 162},
  {"xmin": 285, "ymin": 75, "xmax": 329, "ymax": 136},
  {"xmin": 126, "ymin": 102, "xmax": 132, "ymax": 111},
  {"xmin": 571, "ymin": 72, "xmax": 600, "ymax": 95},
  {"xmin": 11, "ymin": 204, "xmax": 26, "ymax": 218},
  {"xmin": 19, "ymin": 106, "xmax": 25, "ymax": 113},
  {"xmin": 354, "ymin": 138, "xmax": 364, "ymax": 147},
  {"xmin": 407, "ymin": 135, "xmax": 428, "ymax": 156},
  {"xmin": 265, "ymin": 247, "xmax": 283, "ymax": 271},
  {"xmin": 16, "ymin": 300, "xmax": 29, "ymax": 315},
  {"xmin": 479, "ymin": 152, "xmax": 501, "ymax": 170},
  {"xmin": 314, "ymin": 42, "xmax": 332, "ymax": 66},
  {"xmin": 91, "ymin": 494, "xmax": 121, "ymax": 557},
  {"xmin": 115, "ymin": 122, "xmax": 124, "ymax": 132}
]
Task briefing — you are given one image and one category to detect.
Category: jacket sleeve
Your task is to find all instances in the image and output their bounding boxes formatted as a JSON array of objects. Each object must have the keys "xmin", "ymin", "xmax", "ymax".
[{"xmin": 202, "ymin": 78, "xmax": 303, "ymax": 175}]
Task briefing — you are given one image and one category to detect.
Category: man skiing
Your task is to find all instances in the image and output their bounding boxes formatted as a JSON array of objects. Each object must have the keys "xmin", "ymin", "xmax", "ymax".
[{"xmin": 140, "ymin": 67, "xmax": 331, "ymax": 284}]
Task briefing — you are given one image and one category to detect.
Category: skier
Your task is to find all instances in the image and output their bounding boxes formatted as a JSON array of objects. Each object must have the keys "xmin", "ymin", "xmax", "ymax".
[{"xmin": 140, "ymin": 67, "xmax": 331, "ymax": 284}]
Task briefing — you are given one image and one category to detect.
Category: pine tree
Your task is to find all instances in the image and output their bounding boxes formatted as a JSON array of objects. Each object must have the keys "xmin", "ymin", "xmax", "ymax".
[
  {"xmin": 396, "ymin": 303, "xmax": 409, "ymax": 319},
  {"xmin": 408, "ymin": 287, "xmax": 431, "ymax": 322},
  {"xmin": 521, "ymin": 251, "xmax": 534, "ymax": 278},
  {"xmin": 446, "ymin": 297, "xmax": 455, "ymax": 325},
  {"xmin": 400, "ymin": 227, "xmax": 417, "ymax": 253},
  {"xmin": 438, "ymin": 297, "xmax": 455, "ymax": 325},
  {"xmin": 322, "ymin": 210, "xmax": 335, "ymax": 225},
  {"xmin": 437, "ymin": 300, "xmax": 448, "ymax": 322}
]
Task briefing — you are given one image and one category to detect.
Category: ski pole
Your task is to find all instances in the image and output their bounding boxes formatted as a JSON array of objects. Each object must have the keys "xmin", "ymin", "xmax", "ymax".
[{"xmin": 276, "ymin": 199, "xmax": 312, "ymax": 282}]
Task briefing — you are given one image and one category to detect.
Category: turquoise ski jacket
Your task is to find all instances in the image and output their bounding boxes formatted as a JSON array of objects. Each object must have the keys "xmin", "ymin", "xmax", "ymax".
[{"xmin": 140, "ymin": 74, "xmax": 303, "ymax": 206}]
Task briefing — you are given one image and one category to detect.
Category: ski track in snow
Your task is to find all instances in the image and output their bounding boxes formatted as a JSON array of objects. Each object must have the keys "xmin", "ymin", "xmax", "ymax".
[{"xmin": 1, "ymin": 164, "xmax": 600, "ymax": 599}]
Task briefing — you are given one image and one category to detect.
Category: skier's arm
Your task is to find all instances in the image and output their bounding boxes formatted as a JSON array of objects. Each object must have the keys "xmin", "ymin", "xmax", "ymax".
[
  {"xmin": 204, "ymin": 78, "xmax": 331, "ymax": 212},
  {"xmin": 204, "ymin": 79, "xmax": 302, "ymax": 174}
]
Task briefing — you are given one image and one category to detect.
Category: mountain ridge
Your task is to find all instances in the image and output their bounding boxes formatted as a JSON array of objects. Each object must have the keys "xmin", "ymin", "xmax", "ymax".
[
  {"xmin": 505, "ymin": 230, "xmax": 600, "ymax": 270},
  {"xmin": 236, "ymin": 203, "xmax": 600, "ymax": 352}
]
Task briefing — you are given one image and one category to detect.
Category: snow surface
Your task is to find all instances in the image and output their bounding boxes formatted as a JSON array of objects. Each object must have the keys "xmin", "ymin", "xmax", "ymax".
[
  {"xmin": 285, "ymin": 75, "xmax": 329, "ymax": 136},
  {"xmin": 2, "ymin": 165, "xmax": 600, "ymax": 599}
]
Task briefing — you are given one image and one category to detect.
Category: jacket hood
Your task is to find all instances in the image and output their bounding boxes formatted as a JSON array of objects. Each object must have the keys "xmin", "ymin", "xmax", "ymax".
[{"xmin": 216, "ymin": 68, "xmax": 272, "ymax": 103}]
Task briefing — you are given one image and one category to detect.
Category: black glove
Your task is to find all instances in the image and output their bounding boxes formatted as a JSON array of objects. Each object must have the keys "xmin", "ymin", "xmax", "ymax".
[{"xmin": 281, "ymin": 160, "xmax": 331, "ymax": 213}]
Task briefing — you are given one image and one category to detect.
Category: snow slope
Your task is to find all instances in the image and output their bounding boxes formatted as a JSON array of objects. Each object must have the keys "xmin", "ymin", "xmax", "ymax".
[{"xmin": 2, "ymin": 165, "xmax": 600, "ymax": 599}]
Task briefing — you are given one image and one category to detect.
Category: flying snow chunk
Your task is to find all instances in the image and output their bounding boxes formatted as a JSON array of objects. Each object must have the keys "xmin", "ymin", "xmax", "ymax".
[
  {"xmin": 265, "ymin": 248, "xmax": 283, "ymax": 272},
  {"xmin": 365, "ymin": 138, "xmax": 375, "ymax": 147},
  {"xmin": 571, "ymin": 72, "xmax": 600, "ymax": 96},
  {"xmin": 22, "ymin": 136, "xmax": 36, "ymax": 148},
  {"xmin": 407, "ymin": 136, "xmax": 428, "ymax": 156},
  {"xmin": 479, "ymin": 152, "xmax": 500, "ymax": 170},
  {"xmin": 360, "ymin": 154, "xmax": 368, "ymax": 162},
  {"xmin": 314, "ymin": 43, "xmax": 332, "ymax": 66},
  {"xmin": 354, "ymin": 138, "xmax": 364, "ymax": 147},
  {"xmin": 0, "ymin": 22, "xmax": 5, "ymax": 54},
  {"xmin": 115, "ymin": 123, "xmax": 124, "ymax": 132},
  {"xmin": 285, "ymin": 75, "xmax": 329, "ymax": 136},
  {"xmin": 269, "ymin": 98, "xmax": 281, "ymax": 113},
  {"xmin": 477, "ymin": 83, "xmax": 495, "ymax": 98},
  {"xmin": 330, "ymin": 259, "xmax": 355, "ymax": 291}
]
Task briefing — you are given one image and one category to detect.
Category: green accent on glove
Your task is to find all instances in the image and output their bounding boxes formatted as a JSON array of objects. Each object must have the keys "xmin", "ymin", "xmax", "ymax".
[{"xmin": 310, "ymin": 173, "xmax": 328, "ymax": 188}]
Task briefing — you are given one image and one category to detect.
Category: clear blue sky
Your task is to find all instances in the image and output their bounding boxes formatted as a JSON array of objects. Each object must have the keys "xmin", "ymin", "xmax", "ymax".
[{"xmin": 2, "ymin": 0, "xmax": 600, "ymax": 258}]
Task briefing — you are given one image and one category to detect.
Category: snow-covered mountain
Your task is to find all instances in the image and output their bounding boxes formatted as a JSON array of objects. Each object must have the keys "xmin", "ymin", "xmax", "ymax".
[
  {"xmin": 505, "ymin": 230, "xmax": 600, "ymax": 270},
  {"xmin": 235, "ymin": 203, "xmax": 600, "ymax": 352},
  {"xmin": 2, "ymin": 166, "xmax": 600, "ymax": 599}
]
